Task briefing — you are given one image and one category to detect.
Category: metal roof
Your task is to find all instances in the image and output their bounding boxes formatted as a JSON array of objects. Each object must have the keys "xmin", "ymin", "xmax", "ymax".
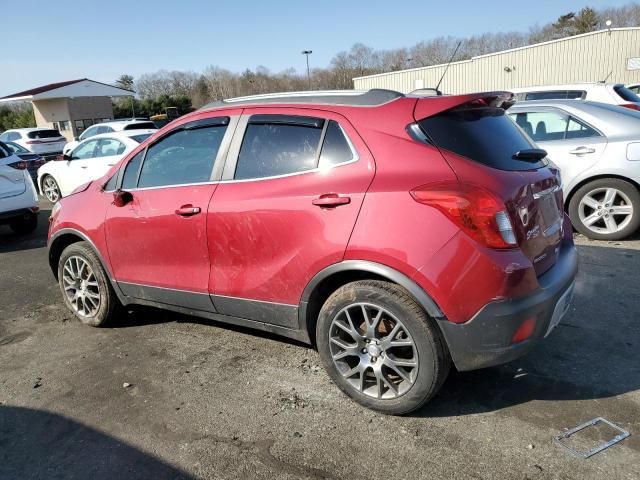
[{"xmin": 200, "ymin": 89, "xmax": 405, "ymax": 110}]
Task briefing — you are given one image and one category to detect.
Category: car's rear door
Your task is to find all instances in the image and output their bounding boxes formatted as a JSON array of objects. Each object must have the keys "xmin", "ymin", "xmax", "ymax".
[
  {"xmin": 104, "ymin": 114, "xmax": 238, "ymax": 311},
  {"xmin": 509, "ymin": 108, "xmax": 606, "ymax": 186},
  {"xmin": 208, "ymin": 108, "xmax": 375, "ymax": 328}
]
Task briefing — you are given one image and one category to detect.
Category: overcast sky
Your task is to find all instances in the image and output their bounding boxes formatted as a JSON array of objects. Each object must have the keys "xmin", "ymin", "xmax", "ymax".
[{"xmin": 1, "ymin": 0, "xmax": 629, "ymax": 96}]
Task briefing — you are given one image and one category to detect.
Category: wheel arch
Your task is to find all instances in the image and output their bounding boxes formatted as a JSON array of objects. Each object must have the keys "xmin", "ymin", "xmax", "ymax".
[
  {"xmin": 299, "ymin": 261, "xmax": 444, "ymax": 346},
  {"xmin": 565, "ymin": 174, "xmax": 640, "ymax": 211}
]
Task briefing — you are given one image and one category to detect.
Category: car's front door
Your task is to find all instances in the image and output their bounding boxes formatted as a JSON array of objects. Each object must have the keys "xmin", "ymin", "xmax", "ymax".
[
  {"xmin": 208, "ymin": 109, "xmax": 375, "ymax": 328},
  {"xmin": 63, "ymin": 139, "xmax": 101, "ymax": 195},
  {"xmin": 510, "ymin": 108, "xmax": 607, "ymax": 187},
  {"xmin": 104, "ymin": 114, "xmax": 237, "ymax": 311}
]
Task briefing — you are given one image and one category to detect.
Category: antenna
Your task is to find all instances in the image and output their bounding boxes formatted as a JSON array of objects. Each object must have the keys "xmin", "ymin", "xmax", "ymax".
[
  {"xmin": 435, "ymin": 41, "xmax": 462, "ymax": 93},
  {"xmin": 601, "ymin": 70, "xmax": 613, "ymax": 83}
]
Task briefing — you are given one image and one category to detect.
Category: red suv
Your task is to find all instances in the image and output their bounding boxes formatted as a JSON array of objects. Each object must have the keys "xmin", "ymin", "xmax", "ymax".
[{"xmin": 48, "ymin": 90, "xmax": 577, "ymax": 414}]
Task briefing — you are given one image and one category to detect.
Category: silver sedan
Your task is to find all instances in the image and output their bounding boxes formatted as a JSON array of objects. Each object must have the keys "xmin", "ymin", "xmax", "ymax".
[{"xmin": 509, "ymin": 100, "xmax": 640, "ymax": 240}]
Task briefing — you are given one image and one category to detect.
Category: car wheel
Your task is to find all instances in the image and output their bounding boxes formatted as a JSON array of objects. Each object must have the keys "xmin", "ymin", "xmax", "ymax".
[
  {"xmin": 569, "ymin": 178, "xmax": 640, "ymax": 240},
  {"xmin": 42, "ymin": 175, "xmax": 61, "ymax": 203},
  {"xmin": 9, "ymin": 212, "xmax": 38, "ymax": 234},
  {"xmin": 316, "ymin": 280, "xmax": 450, "ymax": 415},
  {"xmin": 58, "ymin": 241, "xmax": 123, "ymax": 327}
]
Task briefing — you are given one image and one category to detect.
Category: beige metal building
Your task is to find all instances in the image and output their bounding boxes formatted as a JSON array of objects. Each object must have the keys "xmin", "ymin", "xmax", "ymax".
[
  {"xmin": 0, "ymin": 79, "xmax": 134, "ymax": 141},
  {"xmin": 353, "ymin": 28, "xmax": 640, "ymax": 94}
]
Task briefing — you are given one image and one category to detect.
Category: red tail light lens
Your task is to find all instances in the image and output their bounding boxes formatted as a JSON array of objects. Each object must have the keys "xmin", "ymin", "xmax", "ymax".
[
  {"xmin": 410, "ymin": 182, "xmax": 517, "ymax": 249},
  {"xmin": 621, "ymin": 103, "xmax": 640, "ymax": 111},
  {"xmin": 8, "ymin": 161, "xmax": 28, "ymax": 170}
]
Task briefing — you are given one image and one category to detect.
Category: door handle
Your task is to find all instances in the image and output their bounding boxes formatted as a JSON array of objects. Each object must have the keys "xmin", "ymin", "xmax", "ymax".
[
  {"xmin": 80, "ymin": 166, "xmax": 88, "ymax": 169},
  {"xmin": 312, "ymin": 193, "xmax": 351, "ymax": 208},
  {"xmin": 569, "ymin": 146, "xmax": 596, "ymax": 155},
  {"xmin": 175, "ymin": 205, "xmax": 201, "ymax": 217}
]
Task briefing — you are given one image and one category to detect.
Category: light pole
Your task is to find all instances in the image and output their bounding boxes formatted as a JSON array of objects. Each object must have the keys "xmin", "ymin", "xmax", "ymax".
[{"xmin": 302, "ymin": 50, "xmax": 312, "ymax": 90}]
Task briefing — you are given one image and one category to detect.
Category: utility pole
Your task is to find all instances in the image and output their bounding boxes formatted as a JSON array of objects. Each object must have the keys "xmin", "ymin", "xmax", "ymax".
[{"xmin": 302, "ymin": 50, "xmax": 312, "ymax": 90}]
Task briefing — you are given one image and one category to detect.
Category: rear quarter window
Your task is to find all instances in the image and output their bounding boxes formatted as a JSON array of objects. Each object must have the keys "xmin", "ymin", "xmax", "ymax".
[{"xmin": 419, "ymin": 107, "xmax": 545, "ymax": 171}]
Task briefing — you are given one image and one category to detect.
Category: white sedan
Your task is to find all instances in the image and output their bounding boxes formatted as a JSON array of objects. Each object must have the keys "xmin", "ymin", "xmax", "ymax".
[{"xmin": 38, "ymin": 130, "xmax": 155, "ymax": 203}]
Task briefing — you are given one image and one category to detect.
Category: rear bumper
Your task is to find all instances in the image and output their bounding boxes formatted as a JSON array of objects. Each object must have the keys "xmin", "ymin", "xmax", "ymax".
[
  {"xmin": 0, "ymin": 208, "xmax": 38, "ymax": 225},
  {"xmin": 437, "ymin": 238, "xmax": 578, "ymax": 371}
]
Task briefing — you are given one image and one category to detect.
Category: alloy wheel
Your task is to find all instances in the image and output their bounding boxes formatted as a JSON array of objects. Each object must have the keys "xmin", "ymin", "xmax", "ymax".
[
  {"xmin": 578, "ymin": 187, "xmax": 633, "ymax": 235},
  {"xmin": 43, "ymin": 176, "xmax": 60, "ymax": 203},
  {"xmin": 62, "ymin": 256, "xmax": 101, "ymax": 317},
  {"xmin": 329, "ymin": 302, "xmax": 418, "ymax": 399}
]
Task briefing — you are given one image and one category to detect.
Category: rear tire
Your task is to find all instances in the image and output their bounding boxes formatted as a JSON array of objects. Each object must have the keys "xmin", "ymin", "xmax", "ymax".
[
  {"xmin": 316, "ymin": 280, "xmax": 450, "ymax": 415},
  {"xmin": 58, "ymin": 241, "xmax": 123, "ymax": 327},
  {"xmin": 9, "ymin": 212, "xmax": 38, "ymax": 234},
  {"xmin": 42, "ymin": 175, "xmax": 61, "ymax": 203},
  {"xmin": 568, "ymin": 178, "xmax": 640, "ymax": 240}
]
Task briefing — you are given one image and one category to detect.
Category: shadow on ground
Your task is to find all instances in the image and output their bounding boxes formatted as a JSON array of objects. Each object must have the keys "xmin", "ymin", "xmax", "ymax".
[
  {"xmin": 0, "ymin": 406, "xmax": 193, "ymax": 479},
  {"xmin": 0, "ymin": 208, "xmax": 50, "ymax": 254}
]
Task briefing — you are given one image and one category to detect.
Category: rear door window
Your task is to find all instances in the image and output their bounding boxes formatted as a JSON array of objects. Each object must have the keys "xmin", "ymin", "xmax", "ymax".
[
  {"xmin": 510, "ymin": 111, "xmax": 569, "ymax": 142},
  {"xmin": 234, "ymin": 115, "xmax": 324, "ymax": 180},
  {"xmin": 509, "ymin": 110, "xmax": 600, "ymax": 141},
  {"xmin": 96, "ymin": 139, "xmax": 126, "ymax": 157},
  {"xmin": 137, "ymin": 122, "xmax": 227, "ymax": 188},
  {"xmin": 418, "ymin": 107, "xmax": 544, "ymax": 171}
]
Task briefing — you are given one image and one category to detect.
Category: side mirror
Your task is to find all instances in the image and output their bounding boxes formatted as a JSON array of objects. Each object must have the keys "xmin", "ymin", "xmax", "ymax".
[
  {"xmin": 55, "ymin": 154, "xmax": 71, "ymax": 161},
  {"xmin": 112, "ymin": 189, "xmax": 133, "ymax": 207}
]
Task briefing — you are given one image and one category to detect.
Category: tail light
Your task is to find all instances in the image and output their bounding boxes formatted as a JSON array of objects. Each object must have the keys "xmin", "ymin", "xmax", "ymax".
[
  {"xmin": 8, "ymin": 160, "xmax": 28, "ymax": 170},
  {"xmin": 410, "ymin": 182, "xmax": 517, "ymax": 249},
  {"xmin": 621, "ymin": 103, "xmax": 640, "ymax": 111}
]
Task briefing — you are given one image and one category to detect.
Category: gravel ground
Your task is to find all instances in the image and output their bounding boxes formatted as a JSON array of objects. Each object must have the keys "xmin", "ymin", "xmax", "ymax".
[{"xmin": 0, "ymin": 202, "xmax": 638, "ymax": 479}]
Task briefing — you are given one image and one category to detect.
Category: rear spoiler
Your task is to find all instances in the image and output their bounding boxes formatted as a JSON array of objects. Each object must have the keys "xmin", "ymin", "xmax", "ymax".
[{"xmin": 413, "ymin": 91, "xmax": 515, "ymax": 120}]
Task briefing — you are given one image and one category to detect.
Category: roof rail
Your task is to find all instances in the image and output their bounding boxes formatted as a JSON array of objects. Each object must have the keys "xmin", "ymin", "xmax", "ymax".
[{"xmin": 199, "ymin": 89, "xmax": 405, "ymax": 110}]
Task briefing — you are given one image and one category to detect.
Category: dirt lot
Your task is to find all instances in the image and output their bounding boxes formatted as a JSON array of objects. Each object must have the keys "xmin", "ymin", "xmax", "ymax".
[{"xmin": 1, "ymin": 202, "xmax": 639, "ymax": 480}]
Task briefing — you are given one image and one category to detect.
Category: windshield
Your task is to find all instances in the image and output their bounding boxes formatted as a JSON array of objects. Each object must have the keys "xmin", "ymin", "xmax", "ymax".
[
  {"xmin": 131, "ymin": 134, "xmax": 152, "ymax": 143},
  {"xmin": 6, "ymin": 142, "xmax": 29, "ymax": 153}
]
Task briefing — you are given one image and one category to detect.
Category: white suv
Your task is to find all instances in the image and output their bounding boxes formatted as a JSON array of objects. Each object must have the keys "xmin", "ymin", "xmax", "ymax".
[
  {"xmin": 0, "ymin": 128, "xmax": 67, "ymax": 158},
  {"xmin": 63, "ymin": 119, "xmax": 157, "ymax": 155},
  {"xmin": 511, "ymin": 83, "xmax": 640, "ymax": 111},
  {"xmin": 0, "ymin": 141, "xmax": 39, "ymax": 234}
]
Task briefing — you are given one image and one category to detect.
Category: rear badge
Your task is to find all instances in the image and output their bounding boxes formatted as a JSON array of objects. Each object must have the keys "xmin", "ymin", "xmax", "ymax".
[{"xmin": 526, "ymin": 224, "xmax": 540, "ymax": 240}]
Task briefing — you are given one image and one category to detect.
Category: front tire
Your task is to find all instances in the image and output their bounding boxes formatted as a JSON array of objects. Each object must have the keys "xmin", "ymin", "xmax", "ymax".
[
  {"xmin": 568, "ymin": 178, "xmax": 640, "ymax": 240},
  {"xmin": 9, "ymin": 212, "xmax": 38, "ymax": 234},
  {"xmin": 42, "ymin": 175, "xmax": 61, "ymax": 203},
  {"xmin": 316, "ymin": 280, "xmax": 450, "ymax": 415},
  {"xmin": 58, "ymin": 241, "xmax": 122, "ymax": 327}
]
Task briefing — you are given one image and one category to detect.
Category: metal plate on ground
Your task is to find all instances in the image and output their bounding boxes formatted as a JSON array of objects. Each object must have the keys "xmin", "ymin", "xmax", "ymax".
[
  {"xmin": 554, "ymin": 417, "xmax": 630, "ymax": 458},
  {"xmin": 545, "ymin": 281, "xmax": 574, "ymax": 338}
]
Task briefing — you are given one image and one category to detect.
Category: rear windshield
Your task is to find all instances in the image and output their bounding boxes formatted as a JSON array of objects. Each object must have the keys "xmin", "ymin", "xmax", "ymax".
[
  {"xmin": 613, "ymin": 85, "xmax": 640, "ymax": 103},
  {"xmin": 419, "ymin": 107, "xmax": 546, "ymax": 171},
  {"xmin": 27, "ymin": 130, "xmax": 62, "ymax": 139},
  {"xmin": 524, "ymin": 90, "xmax": 585, "ymax": 100},
  {"xmin": 123, "ymin": 122, "xmax": 156, "ymax": 131},
  {"xmin": 130, "ymin": 133, "xmax": 152, "ymax": 143}
]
